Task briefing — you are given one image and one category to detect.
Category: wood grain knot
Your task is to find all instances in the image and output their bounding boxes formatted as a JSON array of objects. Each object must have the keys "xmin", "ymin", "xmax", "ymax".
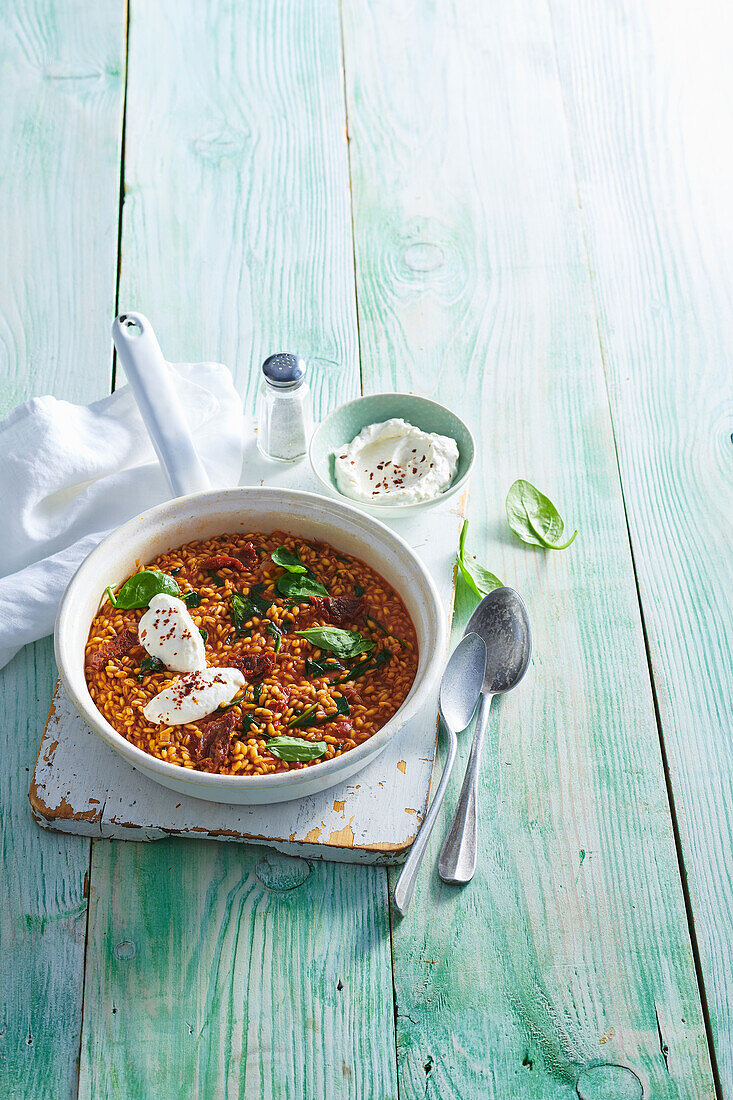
[
  {"xmin": 192, "ymin": 128, "xmax": 250, "ymax": 163},
  {"xmin": 255, "ymin": 855, "xmax": 311, "ymax": 892},
  {"xmin": 576, "ymin": 1064, "xmax": 643, "ymax": 1100},
  {"xmin": 403, "ymin": 243, "xmax": 444, "ymax": 273},
  {"xmin": 113, "ymin": 940, "xmax": 136, "ymax": 961}
]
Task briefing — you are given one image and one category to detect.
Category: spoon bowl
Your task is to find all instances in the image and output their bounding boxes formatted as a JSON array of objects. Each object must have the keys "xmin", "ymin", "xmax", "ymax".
[
  {"xmin": 465, "ymin": 587, "xmax": 532, "ymax": 694},
  {"xmin": 439, "ymin": 631, "xmax": 489, "ymax": 730}
]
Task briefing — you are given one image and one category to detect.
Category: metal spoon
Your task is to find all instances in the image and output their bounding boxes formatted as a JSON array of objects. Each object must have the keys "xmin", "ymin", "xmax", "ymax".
[
  {"xmin": 438, "ymin": 588, "xmax": 531, "ymax": 885},
  {"xmin": 393, "ymin": 631, "xmax": 487, "ymax": 915}
]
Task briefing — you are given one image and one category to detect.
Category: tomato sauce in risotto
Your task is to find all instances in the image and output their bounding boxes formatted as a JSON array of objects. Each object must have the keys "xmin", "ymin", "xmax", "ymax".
[{"xmin": 84, "ymin": 531, "xmax": 418, "ymax": 775}]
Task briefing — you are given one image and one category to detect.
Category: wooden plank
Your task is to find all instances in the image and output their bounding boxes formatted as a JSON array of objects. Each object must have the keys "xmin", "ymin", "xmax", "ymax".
[
  {"xmin": 548, "ymin": 0, "xmax": 733, "ymax": 1087},
  {"xmin": 79, "ymin": 842, "xmax": 396, "ymax": 1099},
  {"xmin": 341, "ymin": 0, "xmax": 715, "ymax": 1095},
  {"xmin": 0, "ymin": 3, "xmax": 125, "ymax": 1096},
  {"xmin": 78, "ymin": 1, "xmax": 398, "ymax": 1096}
]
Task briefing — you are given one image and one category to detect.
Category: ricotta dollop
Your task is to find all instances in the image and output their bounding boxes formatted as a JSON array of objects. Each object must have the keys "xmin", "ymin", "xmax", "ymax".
[
  {"xmin": 142, "ymin": 667, "xmax": 246, "ymax": 726},
  {"xmin": 139, "ymin": 593, "xmax": 206, "ymax": 674},
  {"xmin": 334, "ymin": 418, "xmax": 459, "ymax": 505}
]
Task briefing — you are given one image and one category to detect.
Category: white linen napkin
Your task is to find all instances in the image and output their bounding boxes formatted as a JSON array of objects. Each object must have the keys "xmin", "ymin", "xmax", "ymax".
[{"xmin": 0, "ymin": 362, "xmax": 245, "ymax": 669}]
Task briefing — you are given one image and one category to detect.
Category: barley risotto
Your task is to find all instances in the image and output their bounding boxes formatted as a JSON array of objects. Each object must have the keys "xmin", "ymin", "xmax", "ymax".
[{"xmin": 84, "ymin": 531, "xmax": 418, "ymax": 775}]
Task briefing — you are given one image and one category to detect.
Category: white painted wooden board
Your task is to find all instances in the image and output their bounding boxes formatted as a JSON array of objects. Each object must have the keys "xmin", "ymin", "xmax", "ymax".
[{"xmin": 29, "ymin": 432, "xmax": 463, "ymax": 864}]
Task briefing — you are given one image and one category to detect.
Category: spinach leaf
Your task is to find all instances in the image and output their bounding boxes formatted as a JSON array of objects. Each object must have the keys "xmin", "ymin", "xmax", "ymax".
[
  {"xmin": 330, "ymin": 694, "xmax": 350, "ymax": 719},
  {"xmin": 230, "ymin": 590, "xmax": 270, "ymax": 634},
  {"xmin": 353, "ymin": 583, "xmax": 365, "ymax": 597},
  {"xmin": 305, "ymin": 657, "xmax": 345, "ymax": 678},
  {"xmin": 240, "ymin": 715, "xmax": 256, "ymax": 736},
  {"xmin": 505, "ymin": 480, "xmax": 578, "ymax": 550},
  {"xmin": 207, "ymin": 570, "xmax": 224, "ymax": 587},
  {"xmin": 248, "ymin": 585, "xmax": 272, "ymax": 614},
  {"xmin": 216, "ymin": 692, "xmax": 246, "ymax": 713},
  {"xmin": 271, "ymin": 546, "xmax": 307, "ymax": 574},
  {"xmin": 340, "ymin": 647, "xmax": 392, "ymax": 682},
  {"xmin": 170, "ymin": 567, "xmax": 182, "ymax": 576},
  {"xmin": 266, "ymin": 736, "xmax": 328, "ymax": 762},
  {"xmin": 295, "ymin": 626, "xmax": 374, "ymax": 659},
  {"xmin": 252, "ymin": 683, "xmax": 263, "ymax": 706},
  {"xmin": 136, "ymin": 655, "xmax": 165, "ymax": 680},
  {"xmin": 276, "ymin": 573, "xmax": 328, "ymax": 600},
  {"xmin": 364, "ymin": 614, "xmax": 411, "ymax": 650},
  {"xmin": 106, "ymin": 570, "xmax": 180, "ymax": 610},
  {"xmin": 287, "ymin": 703, "xmax": 318, "ymax": 728},
  {"xmin": 183, "ymin": 590, "xmax": 201, "ymax": 608},
  {"xmin": 230, "ymin": 594, "xmax": 251, "ymax": 634},
  {"xmin": 456, "ymin": 521, "xmax": 503, "ymax": 598},
  {"xmin": 266, "ymin": 622, "xmax": 283, "ymax": 652},
  {"xmin": 199, "ymin": 628, "xmax": 208, "ymax": 644},
  {"xmin": 365, "ymin": 614, "xmax": 389, "ymax": 636},
  {"xmin": 288, "ymin": 694, "xmax": 350, "ymax": 729}
]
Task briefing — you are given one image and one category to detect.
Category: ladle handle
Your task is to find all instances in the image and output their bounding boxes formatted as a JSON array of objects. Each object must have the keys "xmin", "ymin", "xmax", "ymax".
[
  {"xmin": 393, "ymin": 721, "xmax": 458, "ymax": 915},
  {"xmin": 112, "ymin": 312, "xmax": 211, "ymax": 499},
  {"xmin": 438, "ymin": 691, "xmax": 494, "ymax": 884}
]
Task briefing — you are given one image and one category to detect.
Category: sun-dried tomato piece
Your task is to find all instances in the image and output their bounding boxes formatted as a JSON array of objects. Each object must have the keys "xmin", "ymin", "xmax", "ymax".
[
  {"xmin": 268, "ymin": 685, "xmax": 292, "ymax": 714},
  {"xmin": 194, "ymin": 709, "xmax": 236, "ymax": 768},
  {"xmin": 87, "ymin": 628, "xmax": 138, "ymax": 672},
  {"xmin": 323, "ymin": 596, "xmax": 365, "ymax": 624},
  {"xmin": 339, "ymin": 685, "xmax": 362, "ymax": 705},
  {"xmin": 234, "ymin": 542, "xmax": 258, "ymax": 569},
  {"xmin": 198, "ymin": 554, "xmax": 249, "ymax": 573},
  {"xmin": 333, "ymin": 718, "xmax": 353, "ymax": 738},
  {"xmin": 307, "ymin": 595, "xmax": 366, "ymax": 625},
  {"xmin": 227, "ymin": 651, "xmax": 276, "ymax": 682}
]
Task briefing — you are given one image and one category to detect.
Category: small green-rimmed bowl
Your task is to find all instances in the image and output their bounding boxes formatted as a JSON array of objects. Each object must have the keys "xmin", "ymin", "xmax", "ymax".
[{"xmin": 309, "ymin": 393, "xmax": 475, "ymax": 517}]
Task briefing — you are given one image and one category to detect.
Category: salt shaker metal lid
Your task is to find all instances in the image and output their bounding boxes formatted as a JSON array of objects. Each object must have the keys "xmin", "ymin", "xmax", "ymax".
[{"xmin": 261, "ymin": 352, "xmax": 307, "ymax": 389}]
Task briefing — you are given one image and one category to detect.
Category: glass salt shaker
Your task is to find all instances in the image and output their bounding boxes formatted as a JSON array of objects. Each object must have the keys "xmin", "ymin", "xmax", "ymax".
[{"xmin": 256, "ymin": 352, "xmax": 312, "ymax": 461}]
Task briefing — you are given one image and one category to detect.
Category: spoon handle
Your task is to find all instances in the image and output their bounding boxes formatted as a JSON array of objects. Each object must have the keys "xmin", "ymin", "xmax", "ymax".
[
  {"xmin": 438, "ymin": 692, "xmax": 494, "ymax": 884},
  {"xmin": 392, "ymin": 721, "xmax": 458, "ymax": 915}
]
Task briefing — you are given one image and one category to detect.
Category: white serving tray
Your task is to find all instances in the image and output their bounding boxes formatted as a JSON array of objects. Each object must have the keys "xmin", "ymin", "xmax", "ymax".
[{"xmin": 29, "ymin": 434, "xmax": 464, "ymax": 864}]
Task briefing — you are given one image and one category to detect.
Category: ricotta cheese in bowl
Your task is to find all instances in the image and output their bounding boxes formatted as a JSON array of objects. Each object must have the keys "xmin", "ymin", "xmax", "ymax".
[{"xmin": 334, "ymin": 419, "xmax": 459, "ymax": 506}]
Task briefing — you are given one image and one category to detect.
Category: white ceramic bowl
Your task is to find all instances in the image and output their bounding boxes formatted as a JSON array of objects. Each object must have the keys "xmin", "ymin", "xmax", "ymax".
[
  {"xmin": 309, "ymin": 392, "xmax": 475, "ymax": 517},
  {"xmin": 55, "ymin": 487, "xmax": 445, "ymax": 804}
]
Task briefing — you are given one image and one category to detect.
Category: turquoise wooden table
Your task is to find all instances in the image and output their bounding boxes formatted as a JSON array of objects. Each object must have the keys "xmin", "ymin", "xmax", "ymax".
[{"xmin": 2, "ymin": 1, "xmax": 730, "ymax": 1096}]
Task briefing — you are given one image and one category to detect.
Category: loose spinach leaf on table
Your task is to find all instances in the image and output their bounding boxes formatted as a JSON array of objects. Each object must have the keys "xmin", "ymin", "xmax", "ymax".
[
  {"xmin": 296, "ymin": 626, "xmax": 374, "ymax": 659},
  {"xmin": 106, "ymin": 570, "xmax": 180, "ymax": 610},
  {"xmin": 271, "ymin": 546, "xmax": 308, "ymax": 574},
  {"xmin": 276, "ymin": 573, "xmax": 328, "ymax": 600},
  {"xmin": 505, "ymin": 479, "xmax": 578, "ymax": 550},
  {"xmin": 456, "ymin": 521, "xmax": 502, "ymax": 598},
  {"xmin": 266, "ymin": 736, "xmax": 328, "ymax": 762}
]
